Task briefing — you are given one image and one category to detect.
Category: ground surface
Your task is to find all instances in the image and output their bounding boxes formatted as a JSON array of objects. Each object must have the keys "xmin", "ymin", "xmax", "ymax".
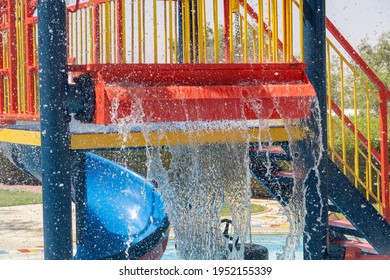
[{"xmin": 0, "ymin": 185, "xmax": 289, "ymax": 260}]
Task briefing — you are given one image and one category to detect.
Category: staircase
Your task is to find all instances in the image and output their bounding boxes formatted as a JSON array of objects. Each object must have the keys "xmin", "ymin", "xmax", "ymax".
[
  {"xmin": 239, "ymin": 1, "xmax": 390, "ymax": 259},
  {"xmin": 250, "ymin": 147, "xmax": 390, "ymax": 257}
]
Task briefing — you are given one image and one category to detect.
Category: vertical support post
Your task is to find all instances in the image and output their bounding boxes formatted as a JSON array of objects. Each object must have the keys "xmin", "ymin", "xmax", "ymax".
[
  {"xmin": 38, "ymin": 0, "xmax": 72, "ymax": 260},
  {"xmin": 303, "ymin": 0, "xmax": 328, "ymax": 260}
]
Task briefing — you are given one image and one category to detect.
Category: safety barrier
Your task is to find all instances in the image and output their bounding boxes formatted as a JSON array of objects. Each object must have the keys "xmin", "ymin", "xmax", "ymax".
[{"xmin": 326, "ymin": 19, "xmax": 389, "ymax": 219}]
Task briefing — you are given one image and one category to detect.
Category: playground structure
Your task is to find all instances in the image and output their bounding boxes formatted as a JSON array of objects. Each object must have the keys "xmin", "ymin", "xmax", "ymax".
[{"xmin": 0, "ymin": 0, "xmax": 389, "ymax": 260}]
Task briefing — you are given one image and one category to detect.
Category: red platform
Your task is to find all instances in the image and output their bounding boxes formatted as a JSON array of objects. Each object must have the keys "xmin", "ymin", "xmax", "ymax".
[{"xmin": 70, "ymin": 63, "xmax": 316, "ymax": 125}]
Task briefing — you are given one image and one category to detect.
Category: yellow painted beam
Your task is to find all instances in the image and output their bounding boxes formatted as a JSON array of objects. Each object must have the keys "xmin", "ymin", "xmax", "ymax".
[
  {"xmin": 0, "ymin": 126, "xmax": 305, "ymax": 150},
  {"xmin": 0, "ymin": 129, "xmax": 41, "ymax": 146}
]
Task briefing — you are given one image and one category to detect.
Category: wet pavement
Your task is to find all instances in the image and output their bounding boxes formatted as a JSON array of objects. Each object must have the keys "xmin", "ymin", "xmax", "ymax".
[{"xmin": 0, "ymin": 185, "xmax": 289, "ymax": 260}]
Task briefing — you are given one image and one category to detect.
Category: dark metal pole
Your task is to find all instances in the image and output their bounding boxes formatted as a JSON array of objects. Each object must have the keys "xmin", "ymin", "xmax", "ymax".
[
  {"xmin": 303, "ymin": 0, "xmax": 328, "ymax": 259},
  {"xmin": 38, "ymin": 0, "xmax": 73, "ymax": 259}
]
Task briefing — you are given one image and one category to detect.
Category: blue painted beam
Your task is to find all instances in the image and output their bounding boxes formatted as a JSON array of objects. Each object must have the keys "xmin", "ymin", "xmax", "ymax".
[
  {"xmin": 328, "ymin": 160, "xmax": 390, "ymax": 255},
  {"xmin": 303, "ymin": 0, "xmax": 329, "ymax": 260},
  {"xmin": 38, "ymin": 0, "xmax": 73, "ymax": 259}
]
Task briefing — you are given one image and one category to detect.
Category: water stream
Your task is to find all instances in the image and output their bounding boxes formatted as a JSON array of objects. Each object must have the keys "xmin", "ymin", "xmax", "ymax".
[{"xmin": 109, "ymin": 94, "xmax": 323, "ymax": 260}]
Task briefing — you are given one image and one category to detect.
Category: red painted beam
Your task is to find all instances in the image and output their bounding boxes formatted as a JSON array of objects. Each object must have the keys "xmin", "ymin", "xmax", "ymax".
[
  {"xmin": 76, "ymin": 63, "xmax": 315, "ymax": 125},
  {"xmin": 104, "ymin": 84, "xmax": 314, "ymax": 123}
]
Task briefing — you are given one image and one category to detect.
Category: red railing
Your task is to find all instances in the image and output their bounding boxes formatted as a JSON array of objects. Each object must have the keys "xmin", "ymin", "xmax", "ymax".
[{"xmin": 326, "ymin": 18, "xmax": 389, "ymax": 220}]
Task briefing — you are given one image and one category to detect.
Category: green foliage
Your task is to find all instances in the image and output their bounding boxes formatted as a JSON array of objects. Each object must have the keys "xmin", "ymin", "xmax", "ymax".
[
  {"xmin": 220, "ymin": 203, "xmax": 266, "ymax": 217},
  {"xmin": 357, "ymin": 31, "xmax": 390, "ymax": 88},
  {"xmin": 0, "ymin": 189, "xmax": 42, "ymax": 207}
]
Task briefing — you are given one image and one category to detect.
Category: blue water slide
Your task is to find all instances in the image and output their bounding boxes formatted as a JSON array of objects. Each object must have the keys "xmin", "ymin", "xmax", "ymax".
[{"xmin": 1, "ymin": 144, "xmax": 169, "ymax": 260}]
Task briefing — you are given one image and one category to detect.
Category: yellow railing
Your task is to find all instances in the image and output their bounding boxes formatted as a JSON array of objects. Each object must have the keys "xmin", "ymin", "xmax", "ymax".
[
  {"xmin": 66, "ymin": 0, "xmax": 304, "ymax": 65},
  {"xmin": 326, "ymin": 37, "xmax": 387, "ymax": 213}
]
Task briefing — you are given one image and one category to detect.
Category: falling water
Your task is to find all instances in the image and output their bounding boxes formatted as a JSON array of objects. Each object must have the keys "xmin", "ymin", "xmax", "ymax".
[
  {"xmin": 110, "ymin": 91, "xmax": 324, "ymax": 260},
  {"xmin": 145, "ymin": 122, "xmax": 252, "ymax": 260},
  {"xmin": 277, "ymin": 97, "xmax": 324, "ymax": 260}
]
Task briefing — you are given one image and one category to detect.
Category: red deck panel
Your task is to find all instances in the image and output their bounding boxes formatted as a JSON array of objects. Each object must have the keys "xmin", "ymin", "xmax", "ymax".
[{"xmin": 82, "ymin": 63, "xmax": 316, "ymax": 125}]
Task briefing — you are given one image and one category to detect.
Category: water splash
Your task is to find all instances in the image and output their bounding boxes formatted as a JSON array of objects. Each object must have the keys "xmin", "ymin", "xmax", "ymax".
[
  {"xmin": 277, "ymin": 97, "xmax": 324, "ymax": 260},
  {"xmin": 146, "ymin": 125, "xmax": 252, "ymax": 260}
]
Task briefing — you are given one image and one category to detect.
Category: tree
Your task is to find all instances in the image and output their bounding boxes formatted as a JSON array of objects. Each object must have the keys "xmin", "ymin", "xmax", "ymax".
[{"xmin": 357, "ymin": 31, "xmax": 390, "ymax": 88}]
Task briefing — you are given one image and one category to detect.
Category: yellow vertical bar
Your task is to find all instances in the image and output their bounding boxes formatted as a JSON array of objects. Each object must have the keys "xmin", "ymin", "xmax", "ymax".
[
  {"xmin": 272, "ymin": 0, "xmax": 278, "ymax": 62},
  {"xmin": 203, "ymin": 0, "xmax": 207, "ymax": 62},
  {"xmin": 258, "ymin": 0, "xmax": 264, "ymax": 63},
  {"xmin": 197, "ymin": 0, "xmax": 204, "ymax": 63},
  {"xmin": 282, "ymin": 0, "xmax": 286, "ymax": 62},
  {"xmin": 121, "ymin": 0, "xmax": 126, "ymax": 63},
  {"xmin": 164, "ymin": 0, "xmax": 167, "ymax": 63},
  {"xmin": 340, "ymin": 59, "xmax": 347, "ymax": 174},
  {"xmin": 267, "ymin": 0, "xmax": 271, "ymax": 61},
  {"xmin": 213, "ymin": 0, "xmax": 219, "ymax": 63},
  {"xmin": 105, "ymin": 0, "xmax": 111, "ymax": 63},
  {"xmin": 169, "ymin": 0, "xmax": 173, "ymax": 63},
  {"xmin": 153, "ymin": 0, "xmax": 158, "ymax": 63},
  {"xmin": 182, "ymin": 0, "xmax": 189, "ymax": 63},
  {"xmin": 142, "ymin": 0, "xmax": 146, "ymax": 62},
  {"xmin": 299, "ymin": 0, "xmax": 304, "ymax": 61},
  {"xmin": 137, "ymin": 0, "xmax": 142, "ymax": 63},
  {"xmin": 326, "ymin": 41, "xmax": 334, "ymax": 161},
  {"xmin": 366, "ymin": 86, "xmax": 373, "ymax": 199},
  {"xmin": 287, "ymin": 0, "xmax": 291, "ymax": 62},
  {"xmin": 186, "ymin": 0, "xmax": 191, "ymax": 63},
  {"xmin": 243, "ymin": 0, "xmax": 248, "ymax": 63},
  {"xmin": 191, "ymin": 0, "xmax": 196, "ymax": 62},
  {"xmin": 353, "ymin": 72, "xmax": 359, "ymax": 187},
  {"xmin": 289, "ymin": 0, "xmax": 293, "ymax": 62},
  {"xmin": 131, "ymin": 0, "xmax": 135, "ymax": 63},
  {"xmin": 229, "ymin": 0, "xmax": 233, "ymax": 62},
  {"xmin": 89, "ymin": 0, "xmax": 94, "ymax": 63}
]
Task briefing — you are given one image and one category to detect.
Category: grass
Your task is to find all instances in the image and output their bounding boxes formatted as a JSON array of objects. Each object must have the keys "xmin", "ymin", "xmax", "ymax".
[
  {"xmin": 221, "ymin": 203, "xmax": 266, "ymax": 217},
  {"xmin": 0, "ymin": 189, "xmax": 42, "ymax": 207}
]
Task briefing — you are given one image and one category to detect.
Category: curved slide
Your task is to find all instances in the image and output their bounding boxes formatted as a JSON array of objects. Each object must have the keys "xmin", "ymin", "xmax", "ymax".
[{"xmin": 1, "ymin": 143, "xmax": 169, "ymax": 260}]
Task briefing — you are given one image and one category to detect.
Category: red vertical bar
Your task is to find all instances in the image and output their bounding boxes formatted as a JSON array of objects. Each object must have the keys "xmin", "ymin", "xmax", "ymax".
[
  {"xmin": 93, "ymin": 4, "xmax": 100, "ymax": 64},
  {"xmin": 115, "ymin": 0, "xmax": 123, "ymax": 63},
  {"xmin": 223, "ymin": 0, "xmax": 230, "ymax": 63},
  {"xmin": 25, "ymin": 3, "xmax": 35, "ymax": 114},
  {"xmin": 379, "ymin": 92, "xmax": 390, "ymax": 222},
  {"xmin": 7, "ymin": 0, "xmax": 18, "ymax": 113}
]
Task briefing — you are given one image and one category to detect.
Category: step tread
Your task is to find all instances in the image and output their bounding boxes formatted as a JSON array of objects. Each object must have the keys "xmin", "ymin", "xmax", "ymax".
[
  {"xmin": 331, "ymin": 240, "xmax": 377, "ymax": 255},
  {"xmin": 328, "ymin": 218, "xmax": 356, "ymax": 230}
]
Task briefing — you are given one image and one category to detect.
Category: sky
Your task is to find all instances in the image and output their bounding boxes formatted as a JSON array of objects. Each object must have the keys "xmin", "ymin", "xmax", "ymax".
[{"xmin": 326, "ymin": 0, "xmax": 390, "ymax": 47}]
